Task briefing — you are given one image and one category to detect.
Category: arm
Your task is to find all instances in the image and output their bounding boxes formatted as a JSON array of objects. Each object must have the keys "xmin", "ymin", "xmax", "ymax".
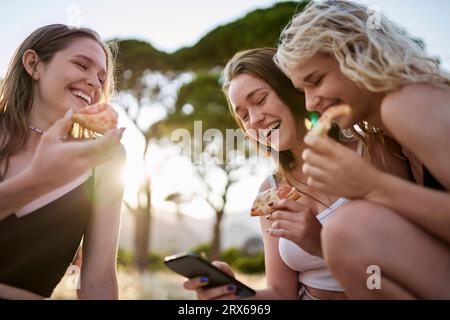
[
  {"xmin": 77, "ymin": 145, "xmax": 126, "ymax": 300},
  {"xmin": 252, "ymin": 178, "xmax": 299, "ymax": 300},
  {"xmin": 303, "ymin": 134, "xmax": 450, "ymax": 244},
  {"xmin": 368, "ymin": 171, "xmax": 450, "ymax": 243},
  {"xmin": 0, "ymin": 111, "xmax": 123, "ymax": 220},
  {"xmin": 0, "ymin": 283, "xmax": 44, "ymax": 300},
  {"xmin": 0, "ymin": 168, "xmax": 53, "ymax": 220},
  {"xmin": 370, "ymin": 84, "xmax": 450, "ymax": 242}
]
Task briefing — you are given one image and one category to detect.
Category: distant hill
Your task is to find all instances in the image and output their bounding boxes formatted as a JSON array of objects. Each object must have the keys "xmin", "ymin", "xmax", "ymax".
[
  {"xmin": 114, "ymin": 1, "xmax": 309, "ymax": 88},
  {"xmin": 119, "ymin": 208, "xmax": 261, "ymax": 253}
]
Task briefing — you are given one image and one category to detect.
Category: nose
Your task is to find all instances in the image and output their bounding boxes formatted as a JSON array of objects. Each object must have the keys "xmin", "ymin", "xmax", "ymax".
[
  {"xmin": 249, "ymin": 108, "xmax": 264, "ymax": 127},
  {"xmin": 86, "ymin": 73, "xmax": 102, "ymax": 90},
  {"xmin": 304, "ymin": 90, "xmax": 320, "ymax": 112}
]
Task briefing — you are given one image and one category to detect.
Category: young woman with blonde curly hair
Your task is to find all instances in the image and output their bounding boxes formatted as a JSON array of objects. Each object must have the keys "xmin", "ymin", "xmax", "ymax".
[{"xmin": 275, "ymin": 0, "xmax": 450, "ymax": 299}]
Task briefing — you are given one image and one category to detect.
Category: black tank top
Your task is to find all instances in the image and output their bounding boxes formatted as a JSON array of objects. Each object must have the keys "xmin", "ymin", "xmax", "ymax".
[{"xmin": 0, "ymin": 175, "xmax": 94, "ymax": 298}]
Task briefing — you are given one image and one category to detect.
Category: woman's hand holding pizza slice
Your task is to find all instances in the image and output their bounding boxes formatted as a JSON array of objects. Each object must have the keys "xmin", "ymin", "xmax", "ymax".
[{"xmin": 250, "ymin": 185, "xmax": 301, "ymax": 217}]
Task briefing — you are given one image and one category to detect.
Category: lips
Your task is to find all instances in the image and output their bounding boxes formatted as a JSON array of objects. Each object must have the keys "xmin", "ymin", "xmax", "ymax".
[
  {"xmin": 321, "ymin": 99, "xmax": 344, "ymax": 114},
  {"xmin": 70, "ymin": 89, "xmax": 94, "ymax": 107},
  {"xmin": 265, "ymin": 121, "xmax": 281, "ymax": 138}
]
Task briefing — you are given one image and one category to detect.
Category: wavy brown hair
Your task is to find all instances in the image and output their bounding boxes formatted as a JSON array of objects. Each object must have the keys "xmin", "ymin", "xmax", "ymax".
[
  {"xmin": 222, "ymin": 48, "xmax": 309, "ymax": 177},
  {"xmin": 0, "ymin": 24, "xmax": 117, "ymax": 180}
]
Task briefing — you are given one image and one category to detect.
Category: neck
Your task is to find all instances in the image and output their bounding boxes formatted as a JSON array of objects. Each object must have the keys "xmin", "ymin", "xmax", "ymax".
[
  {"xmin": 285, "ymin": 144, "xmax": 306, "ymax": 175},
  {"xmin": 27, "ymin": 98, "xmax": 64, "ymax": 132},
  {"xmin": 364, "ymin": 92, "xmax": 391, "ymax": 134}
]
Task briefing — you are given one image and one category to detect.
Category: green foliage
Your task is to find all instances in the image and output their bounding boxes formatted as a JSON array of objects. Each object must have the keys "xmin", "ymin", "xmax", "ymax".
[
  {"xmin": 171, "ymin": 1, "xmax": 309, "ymax": 70},
  {"xmin": 233, "ymin": 252, "xmax": 265, "ymax": 274},
  {"xmin": 154, "ymin": 72, "xmax": 235, "ymax": 139},
  {"xmin": 114, "ymin": 39, "xmax": 171, "ymax": 90},
  {"xmin": 117, "ymin": 248, "xmax": 134, "ymax": 268},
  {"xmin": 116, "ymin": 246, "xmax": 264, "ymax": 274},
  {"xmin": 190, "ymin": 242, "xmax": 211, "ymax": 260},
  {"xmin": 221, "ymin": 247, "xmax": 265, "ymax": 274},
  {"xmin": 220, "ymin": 247, "xmax": 242, "ymax": 266},
  {"xmin": 189, "ymin": 244, "xmax": 265, "ymax": 274},
  {"xmin": 114, "ymin": 1, "xmax": 308, "ymax": 79},
  {"xmin": 148, "ymin": 251, "xmax": 166, "ymax": 271}
]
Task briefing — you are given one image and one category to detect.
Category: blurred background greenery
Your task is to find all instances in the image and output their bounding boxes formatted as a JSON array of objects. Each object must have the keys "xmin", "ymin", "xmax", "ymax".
[{"xmin": 110, "ymin": 0, "xmax": 309, "ymax": 274}]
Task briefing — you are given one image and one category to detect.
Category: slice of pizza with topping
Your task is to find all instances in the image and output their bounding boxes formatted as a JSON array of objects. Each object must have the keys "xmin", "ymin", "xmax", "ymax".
[
  {"xmin": 72, "ymin": 103, "xmax": 118, "ymax": 134},
  {"xmin": 309, "ymin": 105, "xmax": 352, "ymax": 137},
  {"xmin": 250, "ymin": 185, "xmax": 301, "ymax": 217}
]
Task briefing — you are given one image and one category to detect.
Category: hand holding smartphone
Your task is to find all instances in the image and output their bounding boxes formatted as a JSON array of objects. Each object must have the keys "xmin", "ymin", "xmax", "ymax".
[{"xmin": 164, "ymin": 252, "xmax": 256, "ymax": 298}]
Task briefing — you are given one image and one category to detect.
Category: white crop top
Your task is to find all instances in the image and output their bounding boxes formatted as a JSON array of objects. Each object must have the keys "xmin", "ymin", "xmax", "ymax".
[{"xmin": 274, "ymin": 140, "xmax": 363, "ymax": 292}]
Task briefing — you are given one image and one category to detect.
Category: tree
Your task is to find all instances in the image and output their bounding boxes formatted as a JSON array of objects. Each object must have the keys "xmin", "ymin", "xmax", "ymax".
[
  {"xmin": 155, "ymin": 72, "xmax": 263, "ymax": 261},
  {"xmin": 112, "ymin": 0, "xmax": 307, "ymax": 266}
]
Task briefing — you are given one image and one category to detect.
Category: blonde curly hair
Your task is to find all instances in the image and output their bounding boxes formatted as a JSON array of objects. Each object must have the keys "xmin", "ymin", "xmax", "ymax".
[{"xmin": 275, "ymin": 0, "xmax": 450, "ymax": 92}]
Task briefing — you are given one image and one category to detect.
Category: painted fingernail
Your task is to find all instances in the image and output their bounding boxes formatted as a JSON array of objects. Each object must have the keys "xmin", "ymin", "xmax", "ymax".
[
  {"xmin": 268, "ymin": 202, "xmax": 274, "ymax": 207},
  {"xmin": 200, "ymin": 276, "xmax": 209, "ymax": 284},
  {"xmin": 266, "ymin": 215, "xmax": 270, "ymax": 220},
  {"xmin": 227, "ymin": 284, "xmax": 236, "ymax": 292}
]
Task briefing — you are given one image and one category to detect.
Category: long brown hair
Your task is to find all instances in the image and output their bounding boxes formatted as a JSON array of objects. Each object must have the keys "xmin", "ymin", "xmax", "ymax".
[
  {"xmin": 222, "ymin": 48, "xmax": 308, "ymax": 177},
  {"xmin": 0, "ymin": 24, "xmax": 117, "ymax": 180}
]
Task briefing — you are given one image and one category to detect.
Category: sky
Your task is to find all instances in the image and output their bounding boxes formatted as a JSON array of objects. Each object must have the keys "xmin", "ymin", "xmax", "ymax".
[
  {"xmin": 1, "ymin": 0, "xmax": 450, "ymax": 75},
  {"xmin": 2, "ymin": 0, "xmax": 450, "ymax": 219}
]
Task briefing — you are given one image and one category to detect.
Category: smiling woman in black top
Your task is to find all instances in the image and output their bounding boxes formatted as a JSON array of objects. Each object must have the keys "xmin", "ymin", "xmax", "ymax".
[{"xmin": 0, "ymin": 24, "xmax": 125, "ymax": 299}]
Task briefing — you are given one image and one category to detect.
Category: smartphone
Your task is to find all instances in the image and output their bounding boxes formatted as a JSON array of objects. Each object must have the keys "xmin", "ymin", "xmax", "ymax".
[{"xmin": 164, "ymin": 252, "xmax": 256, "ymax": 298}]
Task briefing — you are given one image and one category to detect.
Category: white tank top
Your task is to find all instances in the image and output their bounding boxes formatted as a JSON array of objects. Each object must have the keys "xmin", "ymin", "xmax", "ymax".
[{"xmin": 275, "ymin": 140, "xmax": 363, "ymax": 292}]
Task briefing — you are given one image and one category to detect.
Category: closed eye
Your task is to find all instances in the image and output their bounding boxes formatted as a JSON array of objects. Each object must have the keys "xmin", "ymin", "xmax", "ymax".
[
  {"xmin": 313, "ymin": 75, "xmax": 324, "ymax": 86},
  {"xmin": 74, "ymin": 62, "xmax": 87, "ymax": 70},
  {"xmin": 257, "ymin": 95, "xmax": 267, "ymax": 106}
]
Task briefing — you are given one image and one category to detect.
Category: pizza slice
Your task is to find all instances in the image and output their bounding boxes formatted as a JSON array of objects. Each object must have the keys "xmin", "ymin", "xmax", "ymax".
[
  {"xmin": 309, "ymin": 105, "xmax": 352, "ymax": 137},
  {"xmin": 72, "ymin": 103, "xmax": 118, "ymax": 134},
  {"xmin": 250, "ymin": 185, "xmax": 301, "ymax": 217}
]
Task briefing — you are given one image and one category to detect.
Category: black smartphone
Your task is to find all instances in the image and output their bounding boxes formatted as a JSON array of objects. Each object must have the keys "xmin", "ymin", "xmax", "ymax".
[{"xmin": 164, "ymin": 252, "xmax": 256, "ymax": 298}]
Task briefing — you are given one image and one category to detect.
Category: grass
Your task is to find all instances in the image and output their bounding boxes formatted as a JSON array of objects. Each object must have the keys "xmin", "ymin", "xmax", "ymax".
[{"xmin": 51, "ymin": 269, "xmax": 266, "ymax": 300}]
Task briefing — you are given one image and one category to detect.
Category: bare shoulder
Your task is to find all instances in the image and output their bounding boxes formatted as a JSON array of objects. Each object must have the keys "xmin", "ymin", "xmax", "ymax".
[
  {"xmin": 381, "ymin": 84, "xmax": 450, "ymax": 188},
  {"xmin": 382, "ymin": 84, "xmax": 450, "ymax": 123},
  {"xmin": 381, "ymin": 84, "xmax": 450, "ymax": 146}
]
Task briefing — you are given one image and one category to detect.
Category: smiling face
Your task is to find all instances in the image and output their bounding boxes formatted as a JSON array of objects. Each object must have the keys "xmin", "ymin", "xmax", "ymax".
[
  {"xmin": 228, "ymin": 73, "xmax": 302, "ymax": 152},
  {"xmin": 34, "ymin": 37, "xmax": 107, "ymax": 116},
  {"xmin": 288, "ymin": 53, "xmax": 380, "ymax": 129}
]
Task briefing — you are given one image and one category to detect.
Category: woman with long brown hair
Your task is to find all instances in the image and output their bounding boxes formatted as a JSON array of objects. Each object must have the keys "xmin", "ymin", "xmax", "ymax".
[
  {"xmin": 0, "ymin": 24, "xmax": 125, "ymax": 299},
  {"xmin": 183, "ymin": 48, "xmax": 409, "ymax": 300}
]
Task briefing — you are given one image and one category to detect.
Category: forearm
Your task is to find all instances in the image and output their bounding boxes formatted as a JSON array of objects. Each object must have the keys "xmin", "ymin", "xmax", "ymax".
[
  {"xmin": 77, "ymin": 275, "xmax": 119, "ymax": 300},
  {"xmin": 0, "ymin": 283, "xmax": 44, "ymax": 300},
  {"xmin": 0, "ymin": 168, "xmax": 50, "ymax": 220},
  {"xmin": 368, "ymin": 172, "xmax": 450, "ymax": 243}
]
